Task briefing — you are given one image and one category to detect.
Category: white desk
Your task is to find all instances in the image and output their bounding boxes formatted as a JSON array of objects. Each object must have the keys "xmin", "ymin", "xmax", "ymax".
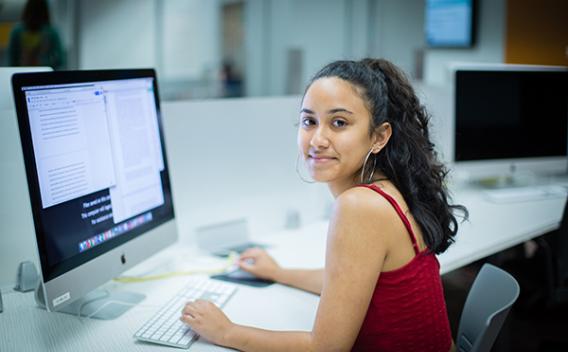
[
  {"xmin": 1, "ymin": 188, "xmax": 566, "ymax": 351},
  {"xmin": 0, "ymin": 245, "xmax": 320, "ymax": 352},
  {"xmin": 254, "ymin": 185, "xmax": 568, "ymax": 275}
]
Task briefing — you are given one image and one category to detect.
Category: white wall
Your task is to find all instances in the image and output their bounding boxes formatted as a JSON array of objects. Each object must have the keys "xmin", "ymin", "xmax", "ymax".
[
  {"xmin": 78, "ymin": 0, "xmax": 157, "ymax": 70},
  {"xmin": 77, "ymin": 0, "xmax": 221, "ymax": 83},
  {"xmin": 243, "ymin": 0, "xmax": 269, "ymax": 96},
  {"xmin": 347, "ymin": 0, "xmax": 372, "ymax": 60},
  {"xmin": 73, "ymin": 0, "xmax": 507, "ymax": 93},
  {"xmin": 413, "ymin": 82, "xmax": 453, "ymax": 163},
  {"xmin": 162, "ymin": 0, "xmax": 221, "ymax": 81},
  {"xmin": 244, "ymin": 0, "xmax": 372, "ymax": 96},
  {"xmin": 244, "ymin": 0, "xmax": 507, "ymax": 91},
  {"xmin": 370, "ymin": 0, "xmax": 426, "ymax": 78},
  {"xmin": 284, "ymin": 0, "xmax": 349, "ymax": 94}
]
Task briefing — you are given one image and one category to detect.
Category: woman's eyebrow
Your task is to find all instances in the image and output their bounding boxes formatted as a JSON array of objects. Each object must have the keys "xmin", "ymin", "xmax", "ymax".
[
  {"xmin": 300, "ymin": 108, "xmax": 353, "ymax": 114},
  {"xmin": 327, "ymin": 108, "xmax": 353, "ymax": 115}
]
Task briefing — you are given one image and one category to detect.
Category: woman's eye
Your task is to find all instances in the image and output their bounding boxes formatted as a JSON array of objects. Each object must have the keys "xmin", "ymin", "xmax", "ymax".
[
  {"xmin": 332, "ymin": 119, "xmax": 347, "ymax": 128},
  {"xmin": 301, "ymin": 117, "xmax": 315, "ymax": 127}
]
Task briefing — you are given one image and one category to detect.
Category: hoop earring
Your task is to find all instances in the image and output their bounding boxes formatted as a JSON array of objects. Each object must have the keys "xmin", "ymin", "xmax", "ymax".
[
  {"xmin": 296, "ymin": 153, "xmax": 315, "ymax": 183},
  {"xmin": 360, "ymin": 150, "xmax": 377, "ymax": 184}
]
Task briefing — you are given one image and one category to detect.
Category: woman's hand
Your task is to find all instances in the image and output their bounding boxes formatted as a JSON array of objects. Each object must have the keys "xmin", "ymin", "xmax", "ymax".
[
  {"xmin": 180, "ymin": 300, "xmax": 235, "ymax": 346},
  {"xmin": 238, "ymin": 247, "xmax": 281, "ymax": 281}
]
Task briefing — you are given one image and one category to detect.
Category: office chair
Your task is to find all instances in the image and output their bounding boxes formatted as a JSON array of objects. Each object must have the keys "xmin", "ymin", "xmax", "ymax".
[
  {"xmin": 456, "ymin": 264, "xmax": 520, "ymax": 352},
  {"xmin": 537, "ymin": 200, "xmax": 568, "ymax": 306}
]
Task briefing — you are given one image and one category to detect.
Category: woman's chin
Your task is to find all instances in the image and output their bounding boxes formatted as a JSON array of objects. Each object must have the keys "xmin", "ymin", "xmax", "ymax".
[{"xmin": 310, "ymin": 172, "xmax": 335, "ymax": 183}]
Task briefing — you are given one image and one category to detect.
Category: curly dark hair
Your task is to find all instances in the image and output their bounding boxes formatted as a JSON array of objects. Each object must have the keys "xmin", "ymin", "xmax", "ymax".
[{"xmin": 308, "ymin": 58, "xmax": 468, "ymax": 254}]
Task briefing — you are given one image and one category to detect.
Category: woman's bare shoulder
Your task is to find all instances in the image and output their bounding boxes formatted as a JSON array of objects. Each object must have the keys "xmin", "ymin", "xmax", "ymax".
[
  {"xmin": 334, "ymin": 186, "xmax": 394, "ymax": 220},
  {"xmin": 331, "ymin": 185, "xmax": 409, "ymax": 248}
]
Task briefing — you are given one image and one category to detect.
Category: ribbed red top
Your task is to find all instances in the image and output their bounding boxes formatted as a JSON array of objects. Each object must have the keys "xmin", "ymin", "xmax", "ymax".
[{"xmin": 351, "ymin": 184, "xmax": 452, "ymax": 352}]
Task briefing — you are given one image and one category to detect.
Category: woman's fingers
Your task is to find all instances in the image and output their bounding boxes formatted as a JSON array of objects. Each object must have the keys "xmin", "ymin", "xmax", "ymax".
[
  {"xmin": 182, "ymin": 300, "xmax": 208, "ymax": 317},
  {"xmin": 180, "ymin": 312, "xmax": 194, "ymax": 323},
  {"xmin": 239, "ymin": 247, "xmax": 264, "ymax": 258},
  {"xmin": 238, "ymin": 262, "xmax": 250, "ymax": 270}
]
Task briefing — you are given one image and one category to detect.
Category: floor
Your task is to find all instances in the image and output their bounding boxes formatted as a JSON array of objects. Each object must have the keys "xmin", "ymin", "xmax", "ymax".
[{"xmin": 442, "ymin": 239, "xmax": 568, "ymax": 352}]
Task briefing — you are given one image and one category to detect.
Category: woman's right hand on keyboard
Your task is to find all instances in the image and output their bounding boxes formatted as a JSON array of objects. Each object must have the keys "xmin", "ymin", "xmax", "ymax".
[{"xmin": 238, "ymin": 248, "xmax": 281, "ymax": 281}]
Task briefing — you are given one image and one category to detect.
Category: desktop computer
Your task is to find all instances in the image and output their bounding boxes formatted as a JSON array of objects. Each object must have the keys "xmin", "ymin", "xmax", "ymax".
[
  {"xmin": 450, "ymin": 64, "xmax": 568, "ymax": 187},
  {"xmin": 12, "ymin": 69, "xmax": 238, "ymax": 348},
  {"xmin": 11, "ymin": 69, "xmax": 179, "ymax": 318}
]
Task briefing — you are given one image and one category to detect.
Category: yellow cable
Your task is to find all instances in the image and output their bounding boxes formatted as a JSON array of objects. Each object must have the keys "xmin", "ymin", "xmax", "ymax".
[{"xmin": 113, "ymin": 251, "xmax": 238, "ymax": 283}]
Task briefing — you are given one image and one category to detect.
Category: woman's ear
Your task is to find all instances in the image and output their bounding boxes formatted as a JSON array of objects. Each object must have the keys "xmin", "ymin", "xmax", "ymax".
[{"xmin": 372, "ymin": 122, "xmax": 392, "ymax": 153}]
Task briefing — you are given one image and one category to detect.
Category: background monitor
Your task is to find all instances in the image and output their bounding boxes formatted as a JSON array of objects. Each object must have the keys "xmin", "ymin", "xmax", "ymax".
[
  {"xmin": 12, "ymin": 69, "xmax": 178, "ymax": 317},
  {"xmin": 425, "ymin": 0, "xmax": 476, "ymax": 48},
  {"xmin": 451, "ymin": 64, "xmax": 568, "ymax": 183}
]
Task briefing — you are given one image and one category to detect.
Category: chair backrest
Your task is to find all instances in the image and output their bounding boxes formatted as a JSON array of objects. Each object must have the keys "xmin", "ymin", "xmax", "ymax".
[
  {"xmin": 556, "ymin": 200, "xmax": 568, "ymax": 287},
  {"xmin": 457, "ymin": 264, "xmax": 520, "ymax": 352}
]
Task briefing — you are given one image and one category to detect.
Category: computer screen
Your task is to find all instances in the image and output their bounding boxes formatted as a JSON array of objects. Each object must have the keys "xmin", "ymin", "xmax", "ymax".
[
  {"xmin": 453, "ymin": 66, "xmax": 568, "ymax": 179},
  {"xmin": 425, "ymin": 0, "xmax": 475, "ymax": 48},
  {"xmin": 12, "ymin": 69, "xmax": 177, "ymax": 314}
]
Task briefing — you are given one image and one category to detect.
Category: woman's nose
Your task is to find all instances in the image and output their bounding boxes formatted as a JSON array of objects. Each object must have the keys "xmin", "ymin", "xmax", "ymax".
[{"xmin": 310, "ymin": 126, "xmax": 330, "ymax": 149}]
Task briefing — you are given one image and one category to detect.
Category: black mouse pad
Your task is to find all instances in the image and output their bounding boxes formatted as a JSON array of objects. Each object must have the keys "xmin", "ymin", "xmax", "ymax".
[{"xmin": 211, "ymin": 273, "xmax": 274, "ymax": 287}]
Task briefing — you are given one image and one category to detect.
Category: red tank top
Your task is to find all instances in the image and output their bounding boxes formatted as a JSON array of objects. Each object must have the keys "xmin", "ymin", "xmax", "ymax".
[{"xmin": 351, "ymin": 184, "xmax": 452, "ymax": 352}]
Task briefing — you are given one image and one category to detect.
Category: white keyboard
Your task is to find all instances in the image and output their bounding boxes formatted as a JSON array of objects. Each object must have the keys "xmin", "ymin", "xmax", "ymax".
[
  {"xmin": 484, "ymin": 185, "xmax": 568, "ymax": 203},
  {"xmin": 134, "ymin": 277, "xmax": 237, "ymax": 349}
]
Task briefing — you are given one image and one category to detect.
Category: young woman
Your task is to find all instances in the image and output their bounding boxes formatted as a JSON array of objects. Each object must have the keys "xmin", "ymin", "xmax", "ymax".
[{"xmin": 181, "ymin": 58, "xmax": 467, "ymax": 351}]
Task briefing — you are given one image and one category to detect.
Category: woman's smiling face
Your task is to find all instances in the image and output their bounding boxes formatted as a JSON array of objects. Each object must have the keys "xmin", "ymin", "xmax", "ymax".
[{"xmin": 298, "ymin": 77, "xmax": 377, "ymax": 187}]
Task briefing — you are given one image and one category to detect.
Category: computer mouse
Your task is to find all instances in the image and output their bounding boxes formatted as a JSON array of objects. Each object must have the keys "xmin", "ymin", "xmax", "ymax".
[{"xmin": 224, "ymin": 257, "xmax": 255, "ymax": 276}]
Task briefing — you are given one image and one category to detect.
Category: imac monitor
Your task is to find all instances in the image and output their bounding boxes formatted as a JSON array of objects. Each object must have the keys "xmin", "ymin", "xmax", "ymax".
[
  {"xmin": 452, "ymin": 65, "xmax": 568, "ymax": 183},
  {"xmin": 11, "ymin": 69, "xmax": 177, "ymax": 317}
]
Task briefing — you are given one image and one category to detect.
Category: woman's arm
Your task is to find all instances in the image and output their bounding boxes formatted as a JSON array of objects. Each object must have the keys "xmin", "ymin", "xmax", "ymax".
[
  {"xmin": 181, "ymin": 303, "xmax": 313, "ymax": 352},
  {"xmin": 182, "ymin": 187, "xmax": 392, "ymax": 351},
  {"xmin": 272, "ymin": 268, "xmax": 323, "ymax": 295},
  {"xmin": 225, "ymin": 326, "xmax": 313, "ymax": 351},
  {"xmin": 238, "ymin": 247, "xmax": 323, "ymax": 295}
]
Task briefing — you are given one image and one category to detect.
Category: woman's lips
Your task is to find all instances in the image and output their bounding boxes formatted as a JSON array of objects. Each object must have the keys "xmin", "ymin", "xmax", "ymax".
[{"xmin": 309, "ymin": 155, "xmax": 337, "ymax": 164}]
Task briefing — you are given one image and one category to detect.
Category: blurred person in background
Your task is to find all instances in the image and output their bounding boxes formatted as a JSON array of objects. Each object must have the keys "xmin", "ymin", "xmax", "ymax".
[{"xmin": 7, "ymin": 0, "xmax": 64, "ymax": 69}]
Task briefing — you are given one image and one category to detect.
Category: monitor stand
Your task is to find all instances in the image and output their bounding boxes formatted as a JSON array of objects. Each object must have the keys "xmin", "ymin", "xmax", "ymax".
[{"xmin": 35, "ymin": 284, "xmax": 145, "ymax": 320}]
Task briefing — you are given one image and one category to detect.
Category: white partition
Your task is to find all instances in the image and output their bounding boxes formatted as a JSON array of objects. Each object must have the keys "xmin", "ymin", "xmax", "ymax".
[
  {"xmin": 0, "ymin": 109, "xmax": 39, "ymax": 288},
  {"xmin": 161, "ymin": 96, "xmax": 331, "ymax": 244}
]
